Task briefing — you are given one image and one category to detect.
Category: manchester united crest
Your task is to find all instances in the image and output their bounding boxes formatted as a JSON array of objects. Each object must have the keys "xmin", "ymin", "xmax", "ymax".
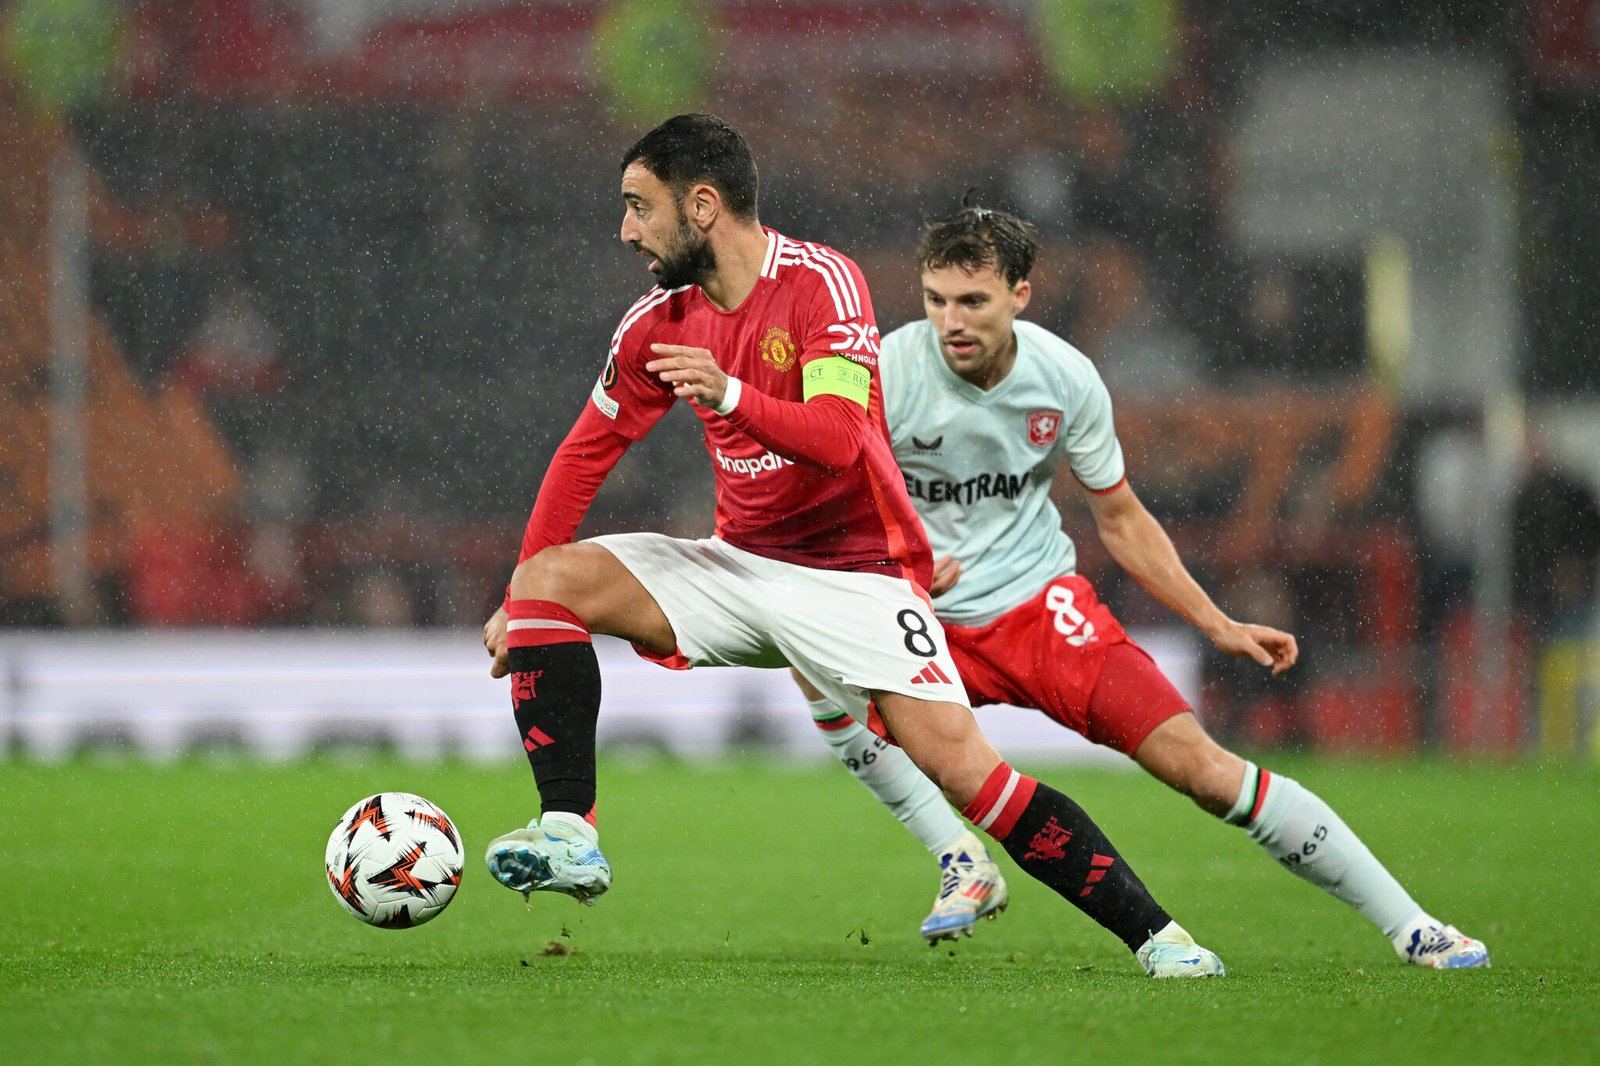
[
  {"xmin": 1028, "ymin": 409, "xmax": 1062, "ymax": 447},
  {"xmin": 759, "ymin": 326, "xmax": 797, "ymax": 372}
]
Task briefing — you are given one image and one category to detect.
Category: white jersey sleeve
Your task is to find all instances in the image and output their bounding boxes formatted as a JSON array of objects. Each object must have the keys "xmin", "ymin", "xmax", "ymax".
[
  {"xmin": 879, "ymin": 319, "xmax": 1125, "ymax": 625},
  {"xmin": 1060, "ymin": 348, "xmax": 1125, "ymax": 493}
]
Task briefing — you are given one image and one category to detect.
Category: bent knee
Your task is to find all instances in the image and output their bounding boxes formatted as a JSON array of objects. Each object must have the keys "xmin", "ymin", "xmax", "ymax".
[
  {"xmin": 509, "ymin": 544, "xmax": 602, "ymax": 604},
  {"xmin": 885, "ymin": 707, "xmax": 998, "ymax": 806}
]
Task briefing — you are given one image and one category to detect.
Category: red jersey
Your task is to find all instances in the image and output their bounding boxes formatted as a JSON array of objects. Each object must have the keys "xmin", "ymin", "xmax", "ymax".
[{"xmin": 519, "ymin": 229, "xmax": 931, "ymax": 586}]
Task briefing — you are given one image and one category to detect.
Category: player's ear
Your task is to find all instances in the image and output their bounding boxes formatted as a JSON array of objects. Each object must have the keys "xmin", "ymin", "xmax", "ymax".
[
  {"xmin": 687, "ymin": 182, "xmax": 719, "ymax": 231},
  {"xmin": 1012, "ymin": 279, "xmax": 1032, "ymax": 315}
]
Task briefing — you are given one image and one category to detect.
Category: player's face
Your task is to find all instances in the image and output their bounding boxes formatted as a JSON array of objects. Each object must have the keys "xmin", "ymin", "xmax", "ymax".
[
  {"xmin": 921, "ymin": 263, "xmax": 1031, "ymax": 389},
  {"xmin": 620, "ymin": 162, "xmax": 715, "ymax": 290}
]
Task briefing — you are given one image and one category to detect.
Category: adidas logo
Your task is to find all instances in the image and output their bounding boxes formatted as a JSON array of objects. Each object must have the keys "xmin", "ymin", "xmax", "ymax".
[
  {"xmin": 1407, "ymin": 927, "xmax": 1453, "ymax": 958},
  {"xmin": 909, "ymin": 661, "xmax": 952, "ymax": 685},
  {"xmin": 1079, "ymin": 853, "xmax": 1116, "ymax": 898}
]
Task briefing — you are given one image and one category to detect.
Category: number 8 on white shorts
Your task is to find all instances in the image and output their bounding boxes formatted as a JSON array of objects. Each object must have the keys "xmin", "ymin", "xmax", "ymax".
[{"xmin": 590, "ymin": 532, "xmax": 972, "ymax": 720}]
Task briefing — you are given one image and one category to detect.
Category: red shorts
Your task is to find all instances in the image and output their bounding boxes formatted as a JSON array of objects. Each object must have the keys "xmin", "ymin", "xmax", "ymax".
[{"xmin": 941, "ymin": 574, "xmax": 1191, "ymax": 756}]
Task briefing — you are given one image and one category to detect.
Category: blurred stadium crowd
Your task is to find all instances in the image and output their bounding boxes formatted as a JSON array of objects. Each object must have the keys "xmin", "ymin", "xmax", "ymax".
[{"xmin": 4, "ymin": 0, "xmax": 1599, "ymax": 753}]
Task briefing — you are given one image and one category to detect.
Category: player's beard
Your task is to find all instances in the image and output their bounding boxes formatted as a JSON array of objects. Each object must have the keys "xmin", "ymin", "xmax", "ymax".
[{"xmin": 654, "ymin": 211, "xmax": 716, "ymax": 290}]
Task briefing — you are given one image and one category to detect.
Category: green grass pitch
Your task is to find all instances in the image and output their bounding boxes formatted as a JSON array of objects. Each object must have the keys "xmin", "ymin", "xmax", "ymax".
[{"xmin": 4, "ymin": 754, "xmax": 1595, "ymax": 1064}]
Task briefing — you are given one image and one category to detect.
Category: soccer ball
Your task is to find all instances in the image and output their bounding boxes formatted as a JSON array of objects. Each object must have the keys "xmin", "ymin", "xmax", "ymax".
[{"xmin": 324, "ymin": 791, "xmax": 464, "ymax": 928}]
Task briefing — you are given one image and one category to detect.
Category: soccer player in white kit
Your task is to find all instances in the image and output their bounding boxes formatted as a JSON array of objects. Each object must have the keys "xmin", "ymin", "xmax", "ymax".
[
  {"xmin": 796, "ymin": 202, "xmax": 1489, "ymax": 969},
  {"xmin": 481, "ymin": 115, "xmax": 1226, "ymax": 976}
]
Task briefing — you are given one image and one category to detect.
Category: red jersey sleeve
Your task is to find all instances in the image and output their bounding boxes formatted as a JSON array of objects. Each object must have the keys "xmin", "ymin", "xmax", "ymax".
[
  {"xmin": 719, "ymin": 392, "xmax": 869, "ymax": 475},
  {"xmin": 514, "ymin": 293, "xmax": 679, "ymax": 565},
  {"xmin": 516, "ymin": 402, "xmax": 632, "ymax": 563},
  {"xmin": 719, "ymin": 249, "xmax": 881, "ymax": 475},
  {"xmin": 593, "ymin": 289, "xmax": 678, "ymax": 440},
  {"xmin": 793, "ymin": 246, "xmax": 880, "ymax": 380}
]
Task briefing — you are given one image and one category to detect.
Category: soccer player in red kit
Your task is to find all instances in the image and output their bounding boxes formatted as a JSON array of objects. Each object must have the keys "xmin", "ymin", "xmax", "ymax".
[{"xmin": 480, "ymin": 113, "xmax": 1223, "ymax": 976}]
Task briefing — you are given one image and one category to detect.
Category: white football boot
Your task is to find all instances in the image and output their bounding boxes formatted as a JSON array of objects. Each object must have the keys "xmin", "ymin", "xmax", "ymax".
[
  {"xmin": 485, "ymin": 818, "xmax": 611, "ymax": 905},
  {"xmin": 919, "ymin": 829, "xmax": 1009, "ymax": 943},
  {"xmin": 1135, "ymin": 922, "xmax": 1226, "ymax": 978},
  {"xmin": 1399, "ymin": 923, "xmax": 1491, "ymax": 969}
]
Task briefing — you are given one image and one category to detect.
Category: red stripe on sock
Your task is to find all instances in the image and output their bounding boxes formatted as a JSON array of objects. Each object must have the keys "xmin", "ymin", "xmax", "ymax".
[
  {"xmin": 813, "ymin": 715, "xmax": 858, "ymax": 732},
  {"xmin": 990, "ymin": 774, "xmax": 1037, "ymax": 838},
  {"xmin": 1091, "ymin": 854, "xmax": 1115, "ymax": 867},
  {"xmin": 1248, "ymin": 769, "xmax": 1274, "ymax": 824},
  {"xmin": 509, "ymin": 599, "xmax": 584, "ymax": 627},
  {"xmin": 961, "ymin": 763, "xmax": 1014, "ymax": 824},
  {"xmin": 584, "ymin": 807, "xmax": 597, "ymax": 828},
  {"xmin": 507, "ymin": 598, "xmax": 592, "ymax": 648},
  {"xmin": 1086, "ymin": 868, "xmax": 1107, "ymax": 883},
  {"xmin": 509, "ymin": 628, "xmax": 591, "ymax": 648},
  {"xmin": 962, "ymin": 763, "xmax": 1038, "ymax": 840}
]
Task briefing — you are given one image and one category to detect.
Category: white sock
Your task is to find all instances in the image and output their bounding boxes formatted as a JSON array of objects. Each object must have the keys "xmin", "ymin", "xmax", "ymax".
[
  {"xmin": 1390, "ymin": 911, "xmax": 1450, "ymax": 959},
  {"xmin": 1227, "ymin": 762, "xmax": 1424, "ymax": 942},
  {"xmin": 1143, "ymin": 920, "xmax": 1194, "ymax": 947},
  {"xmin": 540, "ymin": 810, "xmax": 598, "ymax": 844},
  {"xmin": 806, "ymin": 696, "xmax": 964, "ymax": 855}
]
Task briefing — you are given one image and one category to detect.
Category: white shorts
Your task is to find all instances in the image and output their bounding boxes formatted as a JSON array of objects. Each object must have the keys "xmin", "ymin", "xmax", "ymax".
[{"xmin": 589, "ymin": 533, "xmax": 970, "ymax": 717}]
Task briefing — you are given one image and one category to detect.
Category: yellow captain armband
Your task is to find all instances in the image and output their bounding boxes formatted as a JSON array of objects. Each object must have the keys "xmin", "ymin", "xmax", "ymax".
[{"xmin": 802, "ymin": 356, "xmax": 872, "ymax": 410}]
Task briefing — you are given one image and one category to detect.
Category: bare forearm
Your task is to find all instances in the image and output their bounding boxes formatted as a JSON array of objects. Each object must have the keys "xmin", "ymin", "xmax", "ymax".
[
  {"xmin": 1087, "ymin": 483, "xmax": 1298, "ymax": 674},
  {"xmin": 1100, "ymin": 510, "xmax": 1230, "ymax": 638}
]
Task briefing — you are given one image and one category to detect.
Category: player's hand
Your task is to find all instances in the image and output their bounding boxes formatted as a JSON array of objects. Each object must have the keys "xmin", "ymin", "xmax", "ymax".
[
  {"xmin": 483, "ymin": 605, "xmax": 510, "ymax": 678},
  {"xmin": 1211, "ymin": 621, "xmax": 1298, "ymax": 677},
  {"xmin": 929, "ymin": 555, "xmax": 963, "ymax": 597},
  {"xmin": 647, "ymin": 344, "xmax": 728, "ymax": 408}
]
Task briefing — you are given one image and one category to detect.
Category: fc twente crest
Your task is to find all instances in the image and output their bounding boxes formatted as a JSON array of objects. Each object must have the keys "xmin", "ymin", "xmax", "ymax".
[{"xmin": 1028, "ymin": 410, "xmax": 1062, "ymax": 447}]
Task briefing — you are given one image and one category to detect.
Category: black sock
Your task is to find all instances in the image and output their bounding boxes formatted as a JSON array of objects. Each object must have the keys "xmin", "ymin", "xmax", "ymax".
[
  {"xmin": 507, "ymin": 599, "xmax": 601, "ymax": 820},
  {"xmin": 964, "ymin": 764, "xmax": 1170, "ymax": 952}
]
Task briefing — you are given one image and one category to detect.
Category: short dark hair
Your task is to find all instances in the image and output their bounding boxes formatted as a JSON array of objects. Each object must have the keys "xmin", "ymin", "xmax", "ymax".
[
  {"xmin": 916, "ymin": 198, "xmax": 1038, "ymax": 288},
  {"xmin": 621, "ymin": 113, "xmax": 759, "ymax": 221}
]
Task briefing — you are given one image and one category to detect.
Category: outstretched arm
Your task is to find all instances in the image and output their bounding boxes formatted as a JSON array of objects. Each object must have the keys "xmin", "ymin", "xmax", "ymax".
[{"xmin": 1085, "ymin": 481, "xmax": 1298, "ymax": 675}]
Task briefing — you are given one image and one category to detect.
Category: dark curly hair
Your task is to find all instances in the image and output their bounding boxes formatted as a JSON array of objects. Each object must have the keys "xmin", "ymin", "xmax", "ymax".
[
  {"xmin": 621, "ymin": 113, "xmax": 759, "ymax": 221},
  {"xmin": 915, "ymin": 193, "xmax": 1039, "ymax": 288}
]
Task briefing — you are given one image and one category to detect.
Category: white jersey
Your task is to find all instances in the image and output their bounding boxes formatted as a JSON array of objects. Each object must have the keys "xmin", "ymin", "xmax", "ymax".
[{"xmin": 879, "ymin": 319, "xmax": 1125, "ymax": 625}]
